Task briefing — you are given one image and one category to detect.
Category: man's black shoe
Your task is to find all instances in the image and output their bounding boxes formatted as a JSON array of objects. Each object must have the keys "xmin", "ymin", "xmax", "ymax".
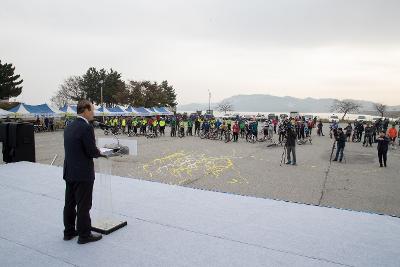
[
  {"xmin": 332, "ymin": 159, "xmax": 337, "ymax": 162},
  {"xmin": 63, "ymin": 231, "xmax": 78, "ymax": 241},
  {"xmin": 77, "ymin": 233, "xmax": 102, "ymax": 244}
]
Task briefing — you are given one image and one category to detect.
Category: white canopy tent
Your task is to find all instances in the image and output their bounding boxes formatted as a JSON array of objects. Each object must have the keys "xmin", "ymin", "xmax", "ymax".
[{"xmin": 0, "ymin": 108, "xmax": 13, "ymax": 118}]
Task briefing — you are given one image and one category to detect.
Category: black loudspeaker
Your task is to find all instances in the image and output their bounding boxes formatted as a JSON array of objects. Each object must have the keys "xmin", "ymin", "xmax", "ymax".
[{"xmin": 0, "ymin": 122, "xmax": 35, "ymax": 163}]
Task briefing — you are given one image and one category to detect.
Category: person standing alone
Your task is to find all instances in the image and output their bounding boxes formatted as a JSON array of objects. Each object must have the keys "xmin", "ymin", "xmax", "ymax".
[
  {"xmin": 377, "ymin": 130, "xmax": 390, "ymax": 167},
  {"xmin": 232, "ymin": 121, "xmax": 239, "ymax": 142},
  {"xmin": 285, "ymin": 125, "xmax": 297, "ymax": 165},
  {"xmin": 63, "ymin": 100, "xmax": 103, "ymax": 244},
  {"xmin": 333, "ymin": 128, "xmax": 346, "ymax": 162}
]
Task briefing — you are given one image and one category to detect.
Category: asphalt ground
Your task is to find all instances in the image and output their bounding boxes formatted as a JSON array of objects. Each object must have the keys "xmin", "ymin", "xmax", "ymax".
[{"xmin": 1, "ymin": 125, "xmax": 399, "ymax": 217}]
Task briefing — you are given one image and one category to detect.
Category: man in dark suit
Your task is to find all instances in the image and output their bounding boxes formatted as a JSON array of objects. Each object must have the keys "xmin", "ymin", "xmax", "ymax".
[{"xmin": 63, "ymin": 100, "xmax": 103, "ymax": 244}]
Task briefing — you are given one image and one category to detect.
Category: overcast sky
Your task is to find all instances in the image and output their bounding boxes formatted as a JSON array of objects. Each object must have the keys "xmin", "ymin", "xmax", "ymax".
[{"xmin": 1, "ymin": 0, "xmax": 399, "ymax": 106}]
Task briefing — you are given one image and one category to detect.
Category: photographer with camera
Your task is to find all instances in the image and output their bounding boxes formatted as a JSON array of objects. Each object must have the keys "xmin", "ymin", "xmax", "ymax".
[
  {"xmin": 285, "ymin": 124, "xmax": 297, "ymax": 166},
  {"xmin": 363, "ymin": 123, "xmax": 373, "ymax": 147},
  {"xmin": 333, "ymin": 128, "xmax": 346, "ymax": 162},
  {"xmin": 344, "ymin": 123, "xmax": 352, "ymax": 142},
  {"xmin": 377, "ymin": 130, "xmax": 390, "ymax": 167},
  {"xmin": 317, "ymin": 120, "xmax": 324, "ymax": 136},
  {"xmin": 278, "ymin": 120, "xmax": 287, "ymax": 143}
]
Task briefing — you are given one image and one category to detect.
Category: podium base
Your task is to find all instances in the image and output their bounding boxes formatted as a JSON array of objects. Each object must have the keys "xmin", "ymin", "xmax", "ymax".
[{"xmin": 91, "ymin": 219, "xmax": 127, "ymax": 235}]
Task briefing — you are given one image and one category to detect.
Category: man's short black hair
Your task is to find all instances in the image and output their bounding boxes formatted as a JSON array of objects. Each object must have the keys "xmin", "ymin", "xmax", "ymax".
[{"xmin": 77, "ymin": 100, "xmax": 92, "ymax": 114}]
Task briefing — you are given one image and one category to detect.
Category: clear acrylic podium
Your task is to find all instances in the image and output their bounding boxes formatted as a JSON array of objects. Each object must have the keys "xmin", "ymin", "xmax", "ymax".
[
  {"xmin": 91, "ymin": 137, "xmax": 137, "ymax": 234},
  {"xmin": 92, "ymin": 157, "xmax": 127, "ymax": 234}
]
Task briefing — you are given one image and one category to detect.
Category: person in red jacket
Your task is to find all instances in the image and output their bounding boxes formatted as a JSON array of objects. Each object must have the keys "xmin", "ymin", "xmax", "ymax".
[
  {"xmin": 232, "ymin": 121, "xmax": 240, "ymax": 142},
  {"xmin": 387, "ymin": 124, "xmax": 398, "ymax": 147}
]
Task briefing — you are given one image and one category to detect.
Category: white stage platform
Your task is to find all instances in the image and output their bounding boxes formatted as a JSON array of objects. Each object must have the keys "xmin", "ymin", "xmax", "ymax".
[{"xmin": 0, "ymin": 162, "xmax": 399, "ymax": 267}]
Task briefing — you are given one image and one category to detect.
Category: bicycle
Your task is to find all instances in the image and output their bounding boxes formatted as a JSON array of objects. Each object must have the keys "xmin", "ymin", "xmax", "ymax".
[
  {"xmin": 247, "ymin": 133, "xmax": 257, "ymax": 143},
  {"xmin": 297, "ymin": 136, "xmax": 312, "ymax": 145},
  {"xmin": 223, "ymin": 130, "xmax": 232, "ymax": 143},
  {"xmin": 128, "ymin": 130, "xmax": 143, "ymax": 137},
  {"xmin": 178, "ymin": 128, "xmax": 185, "ymax": 138},
  {"xmin": 264, "ymin": 136, "xmax": 278, "ymax": 147},
  {"xmin": 145, "ymin": 133, "xmax": 157, "ymax": 138}
]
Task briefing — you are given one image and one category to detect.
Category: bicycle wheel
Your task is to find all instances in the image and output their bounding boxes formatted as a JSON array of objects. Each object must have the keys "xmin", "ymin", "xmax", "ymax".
[
  {"xmin": 228, "ymin": 132, "xmax": 232, "ymax": 142},
  {"xmin": 224, "ymin": 132, "xmax": 231, "ymax": 143}
]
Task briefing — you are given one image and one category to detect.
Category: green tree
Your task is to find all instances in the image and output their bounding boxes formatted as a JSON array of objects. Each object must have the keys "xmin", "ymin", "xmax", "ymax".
[
  {"xmin": 0, "ymin": 60, "xmax": 23, "ymax": 100},
  {"xmin": 142, "ymin": 81, "xmax": 163, "ymax": 107},
  {"xmin": 127, "ymin": 80, "xmax": 145, "ymax": 106},
  {"xmin": 52, "ymin": 68, "xmax": 178, "ymax": 108},
  {"xmin": 104, "ymin": 69, "xmax": 127, "ymax": 106},
  {"xmin": 79, "ymin": 67, "xmax": 126, "ymax": 107},
  {"xmin": 160, "ymin": 80, "xmax": 177, "ymax": 107},
  {"xmin": 80, "ymin": 67, "xmax": 104, "ymax": 104}
]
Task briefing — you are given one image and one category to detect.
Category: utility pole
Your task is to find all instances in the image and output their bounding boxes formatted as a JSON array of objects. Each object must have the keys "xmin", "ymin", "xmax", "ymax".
[
  {"xmin": 100, "ymin": 79, "xmax": 104, "ymax": 122},
  {"xmin": 208, "ymin": 89, "xmax": 211, "ymax": 114}
]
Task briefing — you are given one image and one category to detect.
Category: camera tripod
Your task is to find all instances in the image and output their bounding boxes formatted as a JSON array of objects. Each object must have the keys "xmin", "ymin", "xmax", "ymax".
[{"xmin": 279, "ymin": 145, "xmax": 287, "ymax": 167}]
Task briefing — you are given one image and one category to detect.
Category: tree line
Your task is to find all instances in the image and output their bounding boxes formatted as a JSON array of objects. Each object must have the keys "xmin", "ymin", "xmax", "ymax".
[
  {"xmin": 51, "ymin": 67, "xmax": 177, "ymax": 108},
  {"xmin": 0, "ymin": 60, "xmax": 23, "ymax": 101}
]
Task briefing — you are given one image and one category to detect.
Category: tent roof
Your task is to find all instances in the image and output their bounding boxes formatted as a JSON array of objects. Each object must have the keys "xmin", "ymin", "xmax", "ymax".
[
  {"xmin": 155, "ymin": 107, "xmax": 173, "ymax": 115},
  {"xmin": 0, "ymin": 108, "xmax": 12, "ymax": 117},
  {"xmin": 60, "ymin": 105, "xmax": 77, "ymax": 113},
  {"xmin": 108, "ymin": 106, "xmax": 126, "ymax": 114},
  {"xmin": 9, "ymin": 103, "xmax": 64, "ymax": 116}
]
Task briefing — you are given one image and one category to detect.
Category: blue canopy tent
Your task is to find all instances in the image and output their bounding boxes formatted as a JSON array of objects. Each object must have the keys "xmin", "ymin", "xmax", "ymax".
[
  {"xmin": 9, "ymin": 103, "xmax": 63, "ymax": 118},
  {"xmin": 108, "ymin": 106, "xmax": 127, "ymax": 115},
  {"xmin": 154, "ymin": 107, "xmax": 173, "ymax": 116},
  {"xmin": 134, "ymin": 107, "xmax": 153, "ymax": 117},
  {"xmin": 0, "ymin": 108, "xmax": 13, "ymax": 118},
  {"xmin": 95, "ymin": 107, "xmax": 113, "ymax": 116},
  {"xmin": 59, "ymin": 105, "xmax": 77, "ymax": 116},
  {"xmin": 125, "ymin": 106, "xmax": 142, "ymax": 116},
  {"xmin": 146, "ymin": 107, "xmax": 159, "ymax": 115}
]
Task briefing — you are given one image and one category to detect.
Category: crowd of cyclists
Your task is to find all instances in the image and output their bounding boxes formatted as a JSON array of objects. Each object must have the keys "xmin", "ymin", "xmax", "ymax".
[
  {"xmin": 6, "ymin": 111, "xmax": 398, "ymax": 168},
  {"xmin": 17, "ymin": 113, "xmax": 400, "ymax": 152},
  {"xmin": 99, "ymin": 115, "xmax": 399, "ymax": 146},
  {"xmin": 99, "ymin": 115, "xmax": 317, "ymax": 146},
  {"xmin": 97, "ymin": 114, "xmax": 399, "ymax": 167}
]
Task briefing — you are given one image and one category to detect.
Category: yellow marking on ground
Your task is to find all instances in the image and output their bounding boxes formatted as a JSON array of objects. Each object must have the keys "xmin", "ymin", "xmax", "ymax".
[{"xmin": 142, "ymin": 151, "xmax": 248, "ymax": 185}]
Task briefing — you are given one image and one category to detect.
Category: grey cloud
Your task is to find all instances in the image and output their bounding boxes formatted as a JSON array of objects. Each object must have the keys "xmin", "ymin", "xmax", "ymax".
[{"xmin": 1, "ymin": 0, "xmax": 400, "ymax": 46}]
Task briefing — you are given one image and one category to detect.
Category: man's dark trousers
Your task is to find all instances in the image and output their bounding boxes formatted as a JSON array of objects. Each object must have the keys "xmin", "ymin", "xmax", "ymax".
[
  {"xmin": 64, "ymin": 181, "xmax": 94, "ymax": 238},
  {"xmin": 335, "ymin": 146, "xmax": 344, "ymax": 161},
  {"xmin": 378, "ymin": 149, "xmax": 388, "ymax": 166}
]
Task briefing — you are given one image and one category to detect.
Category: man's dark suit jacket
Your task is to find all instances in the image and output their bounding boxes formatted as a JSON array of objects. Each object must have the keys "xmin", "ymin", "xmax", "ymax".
[{"xmin": 63, "ymin": 117, "xmax": 100, "ymax": 182}]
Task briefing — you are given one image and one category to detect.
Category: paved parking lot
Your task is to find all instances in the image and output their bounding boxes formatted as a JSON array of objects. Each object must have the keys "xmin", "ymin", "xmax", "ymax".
[{"xmin": 2, "ymin": 126, "xmax": 400, "ymax": 217}]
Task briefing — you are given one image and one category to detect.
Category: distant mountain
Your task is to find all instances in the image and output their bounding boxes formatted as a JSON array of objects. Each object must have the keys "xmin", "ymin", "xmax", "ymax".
[{"xmin": 178, "ymin": 94, "xmax": 400, "ymax": 113}]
